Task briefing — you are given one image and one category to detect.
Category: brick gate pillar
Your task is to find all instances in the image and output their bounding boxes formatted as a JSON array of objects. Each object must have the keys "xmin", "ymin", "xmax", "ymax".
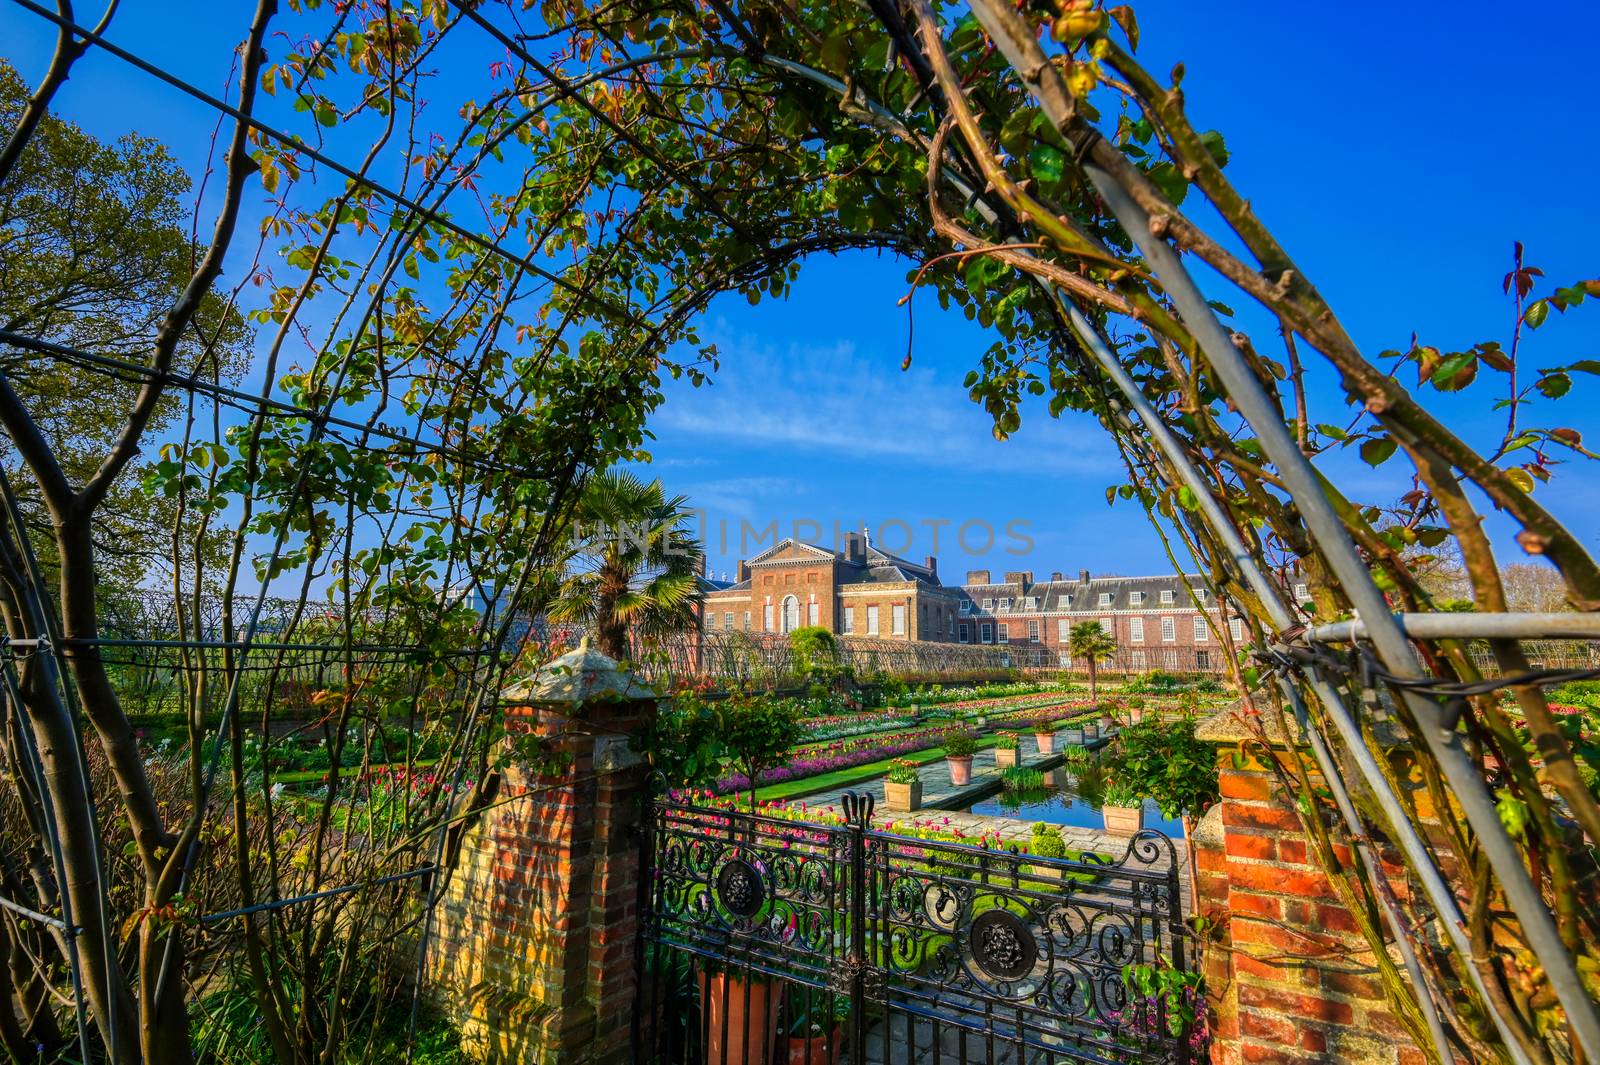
[
  {"xmin": 430, "ymin": 639, "xmax": 654, "ymax": 1064},
  {"xmin": 1193, "ymin": 709, "xmax": 1431, "ymax": 1065}
]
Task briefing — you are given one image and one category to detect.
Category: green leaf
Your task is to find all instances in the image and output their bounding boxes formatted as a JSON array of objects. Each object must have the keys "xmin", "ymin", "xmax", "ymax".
[
  {"xmin": 1506, "ymin": 466, "xmax": 1536, "ymax": 493},
  {"xmin": 1359, "ymin": 436, "xmax": 1397, "ymax": 467},
  {"xmin": 1496, "ymin": 789, "xmax": 1529, "ymax": 840},
  {"xmin": 1537, "ymin": 371, "xmax": 1572, "ymax": 399},
  {"xmin": 1029, "ymin": 144, "xmax": 1066, "ymax": 188},
  {"xmin": 1524, "ymin": 299, "xmax": 1549, "ymax": 328}
]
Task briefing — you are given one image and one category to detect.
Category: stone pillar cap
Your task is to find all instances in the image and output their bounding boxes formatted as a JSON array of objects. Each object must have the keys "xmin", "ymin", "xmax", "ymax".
[{"xmin": 500, "ymin": 635, "xmax": 656, "ymax": 705}]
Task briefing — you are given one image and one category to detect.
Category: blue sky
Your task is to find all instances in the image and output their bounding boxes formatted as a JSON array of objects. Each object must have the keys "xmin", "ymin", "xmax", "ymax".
[{"xmin": 4, "ymin": 1, "xmax": 1597, "ymax": 586}]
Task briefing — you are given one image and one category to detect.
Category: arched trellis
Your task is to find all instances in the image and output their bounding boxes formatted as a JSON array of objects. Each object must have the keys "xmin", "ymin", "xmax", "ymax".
[{"xmin": 0, "ymin": 0, "xmax": 1594, "ymax": 1063}]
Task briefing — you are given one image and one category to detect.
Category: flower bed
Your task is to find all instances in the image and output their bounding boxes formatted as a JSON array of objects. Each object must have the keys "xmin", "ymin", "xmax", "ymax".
[
  {"xmin": 798, "ymin": 710, "xmax": 916, "ymax": 741},
  {"xmin": 714, "ymin": 701, "xmax": 1098, "ymax": 793}
]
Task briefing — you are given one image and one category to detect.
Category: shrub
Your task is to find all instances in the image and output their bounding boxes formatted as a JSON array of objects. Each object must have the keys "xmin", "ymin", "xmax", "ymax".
[
  {"xmin": 789, "ymin": 626, "xmax": 840, "ymax": 680},
  {"xmin": 1030, "ymin": 823, "xmax": 1068, "ymax": 859},
  {"xmin": 994, "ymin": 731, "xmax": 1020, "ymax": 750},
  {"xmin": 1032, "ymin": 715, "xmax": 1058, "ymax": 734},
  {"xmin": 1110, "ymin": 716, "xmax": 1219, "ymax": 820},
  {"xmin": 942, "ymin": 730, "xmax": 979, "ymax": 759}
]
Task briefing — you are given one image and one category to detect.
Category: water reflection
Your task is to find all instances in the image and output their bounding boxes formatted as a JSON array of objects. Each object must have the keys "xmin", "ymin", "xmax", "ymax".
[{"xmin": 967, "ymin": 771, "xmax": 1185, "ymax": 837}]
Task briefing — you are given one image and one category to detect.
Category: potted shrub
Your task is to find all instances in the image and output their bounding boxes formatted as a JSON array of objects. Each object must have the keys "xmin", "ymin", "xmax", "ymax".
[
  {"xmin": 1098, "ymin": 699, "xmax": 1118, "ymax": 734},
  {"xmin": 1027, "ymin": 822, "xmax": 1070, "ymax": 882},
  {"xmin": 1126, "ymin": 696, "xmax": 1147, "ymax": 724},
  {"xmin": 1101, "ymin": 775, "xmax": 1145, "ymax": 836},
  {"xmin": 699, "ymin": 962, "xmax": 783, "ymax": 1065},
  {"xmin": 994, "ymin": 731, "xmax": 1021, "ymax": 768},
  {"xmin": 1032, "ymin": 716, "xmax": 1058, "ymax": 755},
  {"xmin": 943, "ymin": 730, "xmax": 979, "ymax": 787},
  {"xmin": 883, "ymin": 759, "xmax": 923, "ymax": 811},
  {"xmin": 780, "ymin": 993, "xmax": 848, "ymax": 1065}
]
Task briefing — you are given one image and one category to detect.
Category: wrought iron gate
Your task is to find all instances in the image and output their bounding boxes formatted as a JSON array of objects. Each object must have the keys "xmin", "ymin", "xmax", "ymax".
[{"xmin": 634, "ymin": 791, "xmax": 1190, "ymax": 1064}]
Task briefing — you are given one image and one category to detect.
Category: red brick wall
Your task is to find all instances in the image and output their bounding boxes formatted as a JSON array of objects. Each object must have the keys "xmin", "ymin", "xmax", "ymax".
[
  {"xmin": 430, "ymin": 698, "xmax": 649, "ymax": 1064},
  {"xmin": 1196, "ymin": 735, "xmax": 1427, "ymax": 1065}
]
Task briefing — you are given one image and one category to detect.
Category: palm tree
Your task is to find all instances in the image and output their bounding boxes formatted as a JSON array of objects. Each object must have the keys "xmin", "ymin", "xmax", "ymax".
[
  {"xmin": 548, "ymin": 472, "xmax": 704, "ymax": 660},
  {"xmin": 1067, "ymin": 620, "xmax": 1118, "ymax": 702}
]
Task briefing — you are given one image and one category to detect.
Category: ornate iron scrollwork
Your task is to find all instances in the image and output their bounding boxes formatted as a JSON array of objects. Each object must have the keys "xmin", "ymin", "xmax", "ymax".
[
  {"xmin": 715, "ymin": 858, "xmax": 766, "ymax": 918},
  {"xmin": 970, "ymin": 908, "xmax": 1039, "ymax": 981}
]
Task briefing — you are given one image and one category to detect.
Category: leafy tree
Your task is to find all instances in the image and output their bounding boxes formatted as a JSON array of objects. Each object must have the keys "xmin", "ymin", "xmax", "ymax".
[
  {"xmin": 715, "ymin": 692, "xmax": 803, "ymax": 810},
  {"xmin": 788, "ymin": 624, "xmax": 839, "ymax": 681},
  {"xmin": 548, "ymin": 471, "xmax": 704, "ymax": 660},
  {"xmin": 0, "ymin": 59, "xmax": 248, "ymax": 592},
  {"xmin": 1067, "ymin": 621, "xmax": 1117, "ymax": 701}
]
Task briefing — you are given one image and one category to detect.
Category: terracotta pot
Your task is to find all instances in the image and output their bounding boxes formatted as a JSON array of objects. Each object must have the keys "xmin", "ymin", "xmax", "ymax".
[
  {"xmin": 1129, "ymin": 707, "xmax": 1144, "ymax": 723},
  {"xmin": 782, "ymin": 1026, "xmax": 843, "ymax": 1065},
  {"xmin": 1033, "ymin": 733, "xmax": 1055, "ymax": 755},
  {"xmin": 884, "ymin": 779, "xmax": 922, "ymax": 812},
  {"xmin": 994, "ymin": 747, "xmax": 1019, "ymax": 768},
  {"xmin": 700, "ymin": 970, "xmax": 783, "ymax": 1065},
  {"xmin": 947, "ymin": 755, "xmax": 973, "ymax": 787},
  {"xmin": 1102, "ymin": 804, "xmax": 1145, "ymax": 836}
]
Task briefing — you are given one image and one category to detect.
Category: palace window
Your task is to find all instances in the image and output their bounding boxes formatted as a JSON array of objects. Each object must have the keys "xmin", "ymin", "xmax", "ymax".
[
  {"xmin": 980, "ymin": 623, "xmax": 993, "ymax": 643},
  {"xmin": 1193, "ymin": 615, "xmax": 1208, "ymax": 642},
  {"xmin": 998, "ymin": 597, "xmax": 1012, "ymax": 612},
  {"xmin": 982, "ymin": 598, "xmax": 994, "ymax": 610},
  {"xmin": 1028, "ymin": 620, "xmax": 1040, "ymax": 642},
  {"xmin": 1161, "ymin": 616, "xmax": 1176, "ymax": 642},
  {"xmin": 1099, "ymin": 618, "xmax": 1113, "ymax": 636},
  {"xmin": 723, "ymin": 612, "xmax": 733, "ymax": 630},
  {"xmin": 1131, "ymin": 650, "xmax": 1147, "ymax": 669},
  {"xmin": 997, "ymin": 624, "xmax": 1009, "ymax": 644},
  {"xmin": 960, "ymin": 600, "xmax": 972, "ymax": 615},
  {"xmin": 1294, "ymin": 583, "xmax": 1309, "ymax": 602},
  {"xmin": 743, "ymin": 611, "xmax": 751, "ymax": 630},
  {"xmin": 1130, "ymin": 617, "xmax": 1144, "ymax": 643},
  {"xmin": 1229, "ymin": 618, "xmax": 1244, "ymax": 642},
  {"xmin": 959, "ymin": 623, "xmax": 969, "ymax": 643},
  {"xmin": 764, "ymin": 602, "xmax": 773, "ymax": 630},
  {"xmin": 842, "ymin": 607, "xmax": 854, "ymax": 634},
  {"xmin": 1130, "ymin": 591, "xmax": 1144, "ymax": 606},
  {"xmin": 781, "ymin": 595, "xmax": 800, "ymax": 633},
  {"xmin": 892, "ymin": 604, "xmax": 906, "ymax": 635},
  {"xmin": 1058, "ymin": 595, "xmax": 1071, "ymax": 608},
  {"xmin": 808, "ymin": 600, "xmax": 819, "ymax": 626},
  {"xmin": 1159, "ymin": 589, "xmax": 1175, "ymax": 605},
  {"xmin": 1098, "ymin": 592, "xmax": 1113, "ymax": 607},
  {"xmin": 867, "ymin": 606, "xmax": 880, "ymax": 635},
  {"xmin": 1024, "ymin": 597, "xmax": 1037, "ymax": 610},
  {"xmin": 1057, "ymin": 619, "xmax": 1068, "ymax": 640},
  {"xmin": 1196, "ymin": 650, "xmax": 1210, "ymax": 670}
]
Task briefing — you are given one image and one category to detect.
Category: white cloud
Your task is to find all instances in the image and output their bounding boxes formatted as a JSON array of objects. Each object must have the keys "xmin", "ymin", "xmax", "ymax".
[{"xmin": 652, "ymin": 326, "xmax": 1116, "ymax": 476}]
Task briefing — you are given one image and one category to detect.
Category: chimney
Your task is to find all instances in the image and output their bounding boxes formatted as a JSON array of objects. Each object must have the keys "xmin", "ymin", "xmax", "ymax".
[
  {"xmin": 1004, "ymin": 571, "xmax": 1033, "ymax": 587},
  {"xmin": 924, "ymin": 555, "xmax": 938, "ymax": 575},
  {"xmin": 965, "ymin": 569, "xmax": 991, "ymax": 585},
  {"xmin": 1050, "ymin": 571, "xmax": 1063, "ymax": 582},
  {"xmin": 737, "ymin": 560, "xmax": 750, "ymax": 583},
  {"xmin": 1079, "ymin": 569, "xmax": 1090, "ymax": 583},
  {"xmin": 844, "ymin": 531, "xmax": 866, "ymax": 563}
]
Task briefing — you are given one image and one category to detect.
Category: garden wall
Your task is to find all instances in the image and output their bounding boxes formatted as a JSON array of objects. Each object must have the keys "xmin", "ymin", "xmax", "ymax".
[{"xmin": 1194, "ymin": 710, "xmax": 1430, "ymax": 1065}]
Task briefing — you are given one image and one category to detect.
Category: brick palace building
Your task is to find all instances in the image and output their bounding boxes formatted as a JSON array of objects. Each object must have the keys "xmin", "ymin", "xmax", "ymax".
[{"xmin": 699, "ymin": 531, "xmax": 1310, "ymax": 672}]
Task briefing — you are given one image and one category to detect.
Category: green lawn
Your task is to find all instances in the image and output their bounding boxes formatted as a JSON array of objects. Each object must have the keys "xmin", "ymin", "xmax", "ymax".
[{"xmin": 754, "ymin": 708, "xmax": 1097, "ymax": 802}]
